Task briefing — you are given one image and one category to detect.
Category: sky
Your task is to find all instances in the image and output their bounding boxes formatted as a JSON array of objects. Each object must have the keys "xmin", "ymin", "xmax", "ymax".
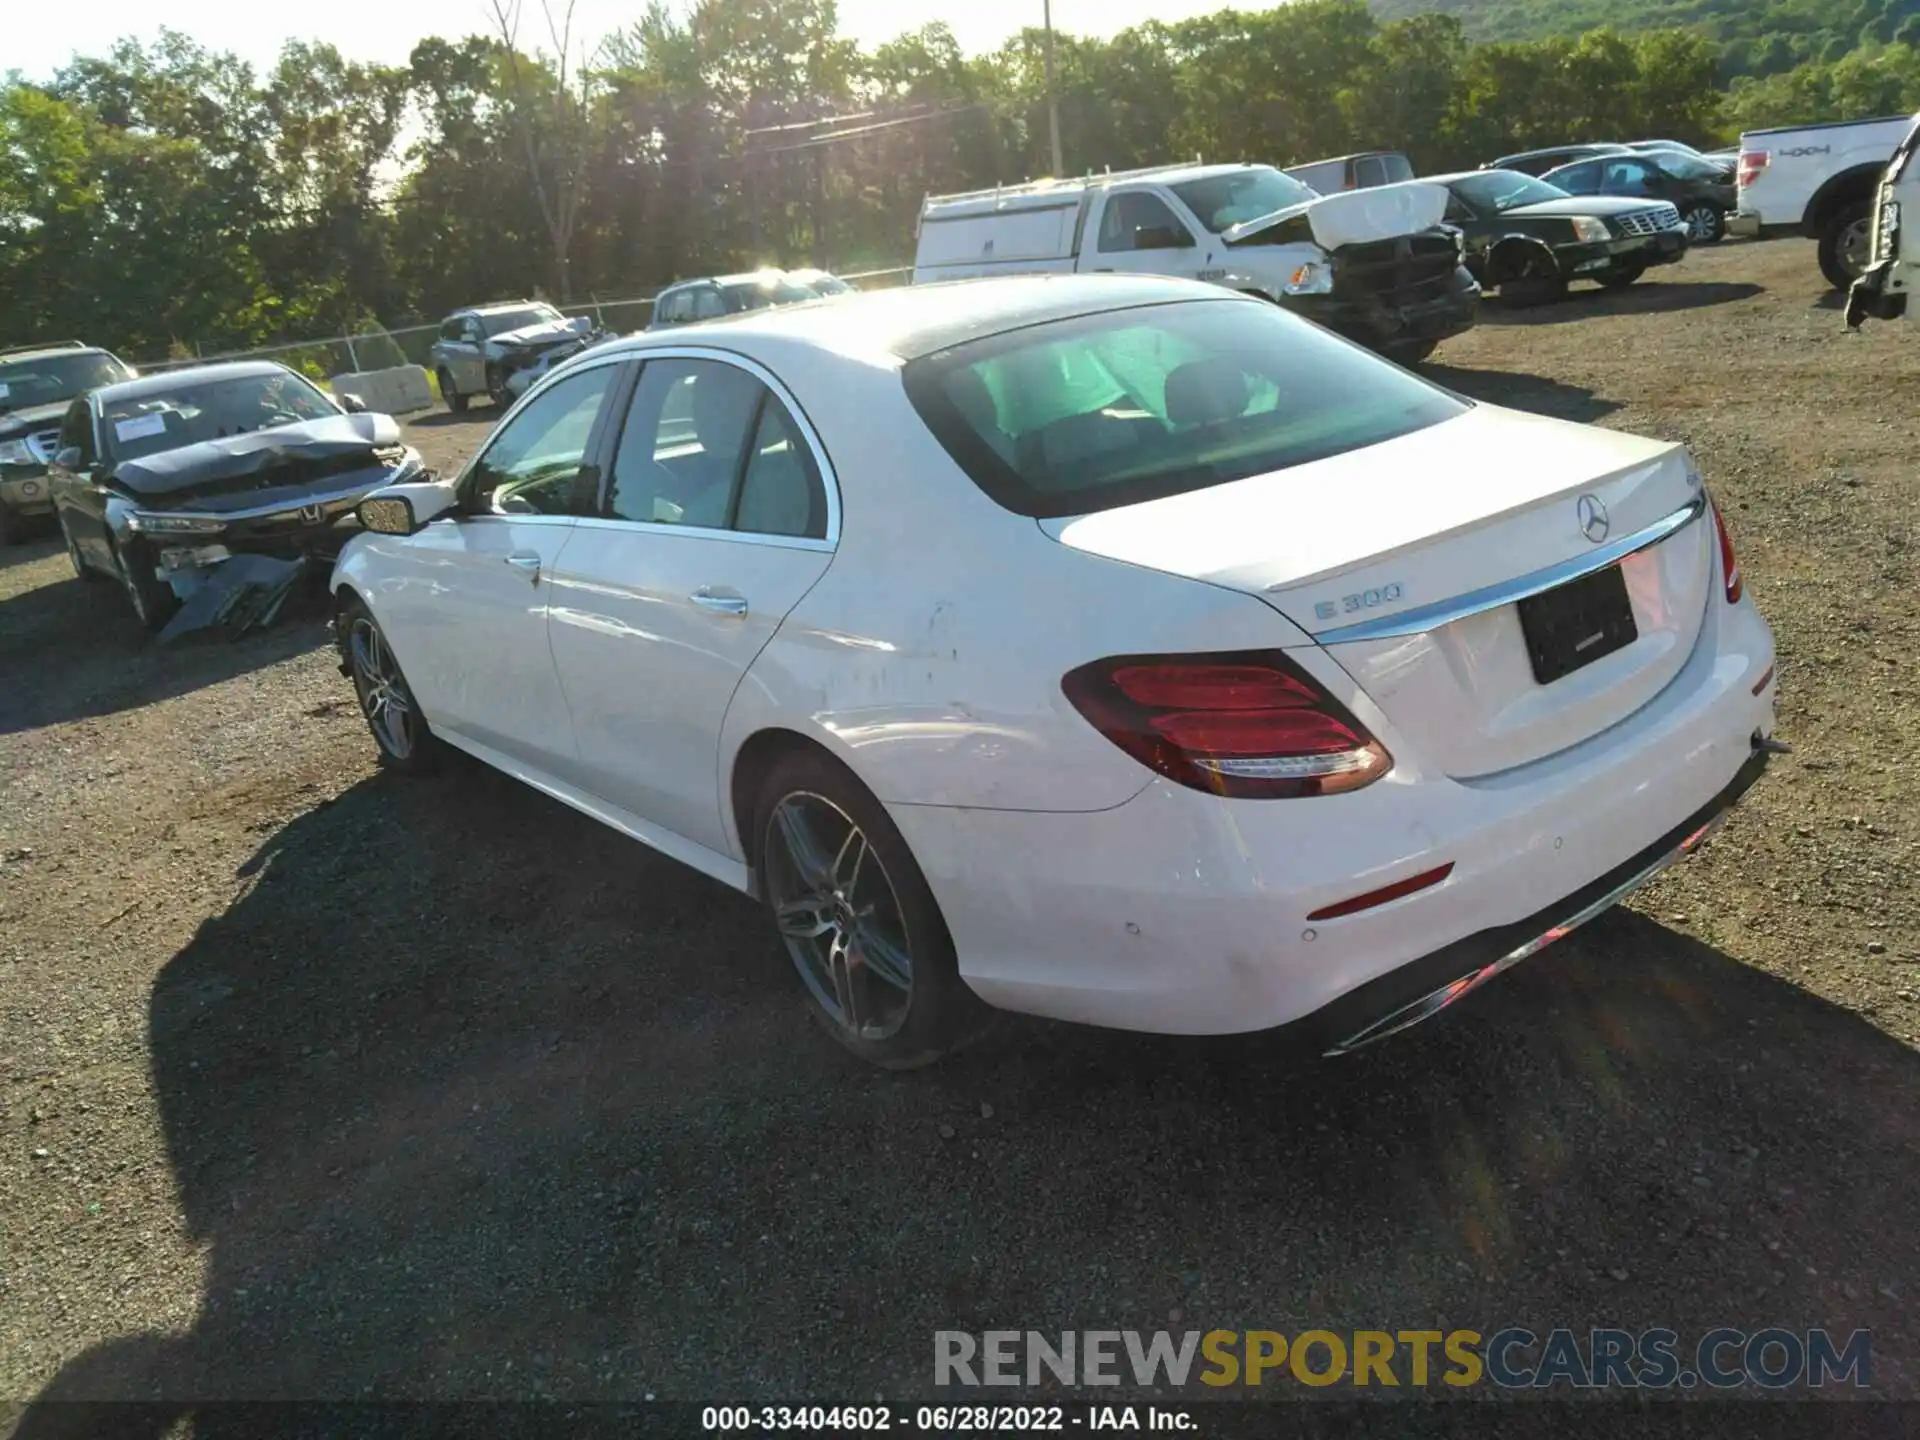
[{"xmin": 8, "ymin": 0, "xmax": 1225, "ymax": 81}]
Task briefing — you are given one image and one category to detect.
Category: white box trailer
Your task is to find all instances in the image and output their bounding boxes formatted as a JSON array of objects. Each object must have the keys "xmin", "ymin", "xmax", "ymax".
[{"xmin": 912, "ymin": 162, "xmax": 1480, "ymax": 363}]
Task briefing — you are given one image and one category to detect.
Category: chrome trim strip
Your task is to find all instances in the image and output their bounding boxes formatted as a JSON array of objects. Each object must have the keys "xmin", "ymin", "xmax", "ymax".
[
  {"xmin": 1322, "ymin": 808, "xmax": 1729, "ymax": 1058},
  {"xmin": 567, "ymin": 514, "xmax": 834, "ymax": 553},
  {"xmin": 1306, "ymin": 495, "xmax": 1706, "ymax": 645}
]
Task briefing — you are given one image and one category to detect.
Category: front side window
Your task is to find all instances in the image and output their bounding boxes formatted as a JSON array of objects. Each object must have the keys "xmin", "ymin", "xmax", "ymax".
[
  {"xmin": 604, "ymin": 358, "xmax": 826, "ymax": 539},
  {"xmin": 1170, "ymin": 168, "xmax": 1316, "ymax": 232},
  {"xmin": 439, "ymin": 318, "xmax": 464, "ymax": 342},
  {"xmin": 0, "ymin": 351, "xmax": 130, "ymax": 415},
  {"xmin": 692, "ymin": 289, "xmax": 729, "ymax": 320},
  {"xmin": 100, "ymin": 370, "xmax": 338, "ymax": 463},
  {"xmin": 1546, "ymin": 163, "xmax": 1599, "ymax": 196},
  {"xmin": 1354, "ymin": 156, "xmax": 1387, "ymax": 188},
  {"xmin": 903, "ymin": 297, "xmax": 1467, "ymax": 520},
  {"xmin": 1097, "ymin": 192, "xmax": 1192, "ymax": 252},
  {"xmin": 465, "ymin": 363, "xmax": 616, "ymax": 515}
]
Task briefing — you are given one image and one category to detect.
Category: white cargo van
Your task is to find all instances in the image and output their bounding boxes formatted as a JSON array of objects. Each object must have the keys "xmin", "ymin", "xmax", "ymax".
[{"xmin": 912, "ymin": 162, "xmax": 1481, "ymax": 363}]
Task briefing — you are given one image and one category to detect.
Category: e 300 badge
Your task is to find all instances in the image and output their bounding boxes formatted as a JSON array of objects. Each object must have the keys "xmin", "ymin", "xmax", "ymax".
[{"xmin": 1315, "ymin": 582, "xmax": 1404, "ymax": 622}]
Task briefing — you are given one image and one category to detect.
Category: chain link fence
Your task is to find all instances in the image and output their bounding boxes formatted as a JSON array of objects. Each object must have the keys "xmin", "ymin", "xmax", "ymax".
[{"xmin": 126, "ymin": 266, "xmax": 914, "ymax": 381}]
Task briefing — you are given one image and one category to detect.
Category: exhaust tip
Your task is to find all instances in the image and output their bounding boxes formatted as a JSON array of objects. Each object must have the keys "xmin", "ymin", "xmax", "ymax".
[{"xmin": 1753, "ymin": 732, "xmax": 1793, "ymax": 756}]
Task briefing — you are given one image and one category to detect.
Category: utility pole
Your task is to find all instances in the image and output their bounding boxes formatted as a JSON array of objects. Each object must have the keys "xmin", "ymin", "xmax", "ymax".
[{"xmin": 1043, "ymin": 0, "xmax": 1064, "ymax": 177}]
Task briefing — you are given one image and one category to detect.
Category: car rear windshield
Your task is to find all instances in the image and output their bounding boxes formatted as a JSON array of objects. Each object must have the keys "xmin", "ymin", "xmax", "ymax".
[
  {"xmin": 723, "ymin": 279, "xmax": 819, "ymax": 311},
  {"xmin": 100, "ymin": 372, "xmax": 339, "ymax": 462},
  {"xmin": 901, "ymin": 297, "xmax": 1468, "ymax": 519},
  {"xmin": 0, "ymin": 352, "xmax": 128, "ymax": 414}
]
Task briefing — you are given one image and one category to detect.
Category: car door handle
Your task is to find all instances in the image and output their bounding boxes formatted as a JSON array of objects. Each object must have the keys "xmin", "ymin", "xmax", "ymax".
[
  {"xmin": 505, "ymin": 552, "xmax": 542, "ymax": 582},
  {"xmin": 690, "ymin": 588, "xmax": 748, "ymax": 616}
]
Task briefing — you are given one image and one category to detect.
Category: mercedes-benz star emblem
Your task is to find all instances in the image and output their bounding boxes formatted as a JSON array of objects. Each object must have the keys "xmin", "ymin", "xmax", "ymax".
[{"xmin": 1576, "ymin": 493, "xmax": 1610, "ymax": 544}]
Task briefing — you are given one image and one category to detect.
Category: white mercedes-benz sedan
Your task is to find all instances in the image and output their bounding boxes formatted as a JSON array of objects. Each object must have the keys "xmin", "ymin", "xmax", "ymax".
[{"xmin": 331, "ymin": 275, "xmax": 1780, "ymax": 1067}]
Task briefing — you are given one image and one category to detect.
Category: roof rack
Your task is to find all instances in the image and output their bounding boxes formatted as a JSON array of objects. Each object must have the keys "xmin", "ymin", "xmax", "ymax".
[
  {"xmin": 0, "ymin": 340, "xmax": 89, "ymax": 358},
  {"xmin": 925, "ymin": 156, "xmax": 1212, "ymax": 207}
]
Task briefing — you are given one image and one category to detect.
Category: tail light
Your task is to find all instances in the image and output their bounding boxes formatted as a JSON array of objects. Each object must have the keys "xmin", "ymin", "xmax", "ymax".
[
  {"xmin": 1736, "ymin": 150, "xmax": 1769, "ymax": 189},
  {"xmin": 1711, "ymin": 500, "xmax": 1742, "ymax": 604},
  {"xmin": 1061, "ymin": 650, "xmax": 1390, "ymax": 799}
]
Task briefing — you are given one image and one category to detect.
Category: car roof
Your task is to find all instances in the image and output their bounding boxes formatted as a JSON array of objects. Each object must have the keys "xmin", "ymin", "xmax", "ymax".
[
  {"xmin": 1496, "ymin": 143, "xmax": 1622, "ymax": 162},
  {"xmin": 607, "ymin": 274, "xmax": 1241, "ymax": 365},
  {"xmin": 0, "ymin": 343, "xmax": 111, "ymax": 364},
  {"xmin": 1423, "ymin": 169, "xmax": 1544, "ymax": 186},
  {"xmin": 91, "ymin": 360, "xmax": 295, "ymax": 405},
  {"xmin": 459, "ymin": 301, "xmax": 554, "ymax": 316}
]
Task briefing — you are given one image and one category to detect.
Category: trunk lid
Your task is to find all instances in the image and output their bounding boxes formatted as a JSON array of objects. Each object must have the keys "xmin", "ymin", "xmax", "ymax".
[{"xmin": 1042, "ymin": 405, "xmax": 1713, "ymax": 779}]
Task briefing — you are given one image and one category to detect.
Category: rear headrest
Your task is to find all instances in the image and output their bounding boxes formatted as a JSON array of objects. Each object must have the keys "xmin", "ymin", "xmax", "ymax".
[{"xmin": 1164, "ymin": 358, "xmax": 1252, "ymax": 427}]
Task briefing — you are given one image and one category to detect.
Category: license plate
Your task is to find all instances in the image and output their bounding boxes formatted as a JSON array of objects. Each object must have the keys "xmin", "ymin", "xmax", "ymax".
[{"xmin": 1516, "ymin": 564, "xmax": 1638, "ymax": 685}]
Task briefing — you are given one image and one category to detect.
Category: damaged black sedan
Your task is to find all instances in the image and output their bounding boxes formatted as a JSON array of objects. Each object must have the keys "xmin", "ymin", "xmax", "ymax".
[{"xmin": 48, "ymin": 361, "xmax": 423, "ymax": 633}]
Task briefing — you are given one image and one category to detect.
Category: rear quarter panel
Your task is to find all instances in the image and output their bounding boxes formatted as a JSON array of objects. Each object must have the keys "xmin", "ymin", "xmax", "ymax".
[{"xmin": 714, "ymin": 341, "xmax": 1313, "ymax": 844}]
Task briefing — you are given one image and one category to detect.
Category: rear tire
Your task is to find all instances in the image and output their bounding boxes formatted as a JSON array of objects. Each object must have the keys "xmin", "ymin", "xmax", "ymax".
[
  {"xmin": 438, "ymin": 368, "xmax": 468, "ymax": 414},
  {"xmin": 1500, "ymin": 252, "xmax": 1567, "ymax": 308},
  {"xmin": 339, "ymin": 595, "xmax": 440, "ymax": 772},
  {"xmin": 1818, "ymin": 199, "xmax": 1873, "ymax": 291},
  {"xmin": 1683, "ymin": 203, "xmax": 1724, "ymax": 244},
  {"xmin": 109, "ymin": 536, "xmax": 179, "ymax": 632},
  {"xmin": 753, "ymin": 747, "xmax": 991, "ymax": 1069}
]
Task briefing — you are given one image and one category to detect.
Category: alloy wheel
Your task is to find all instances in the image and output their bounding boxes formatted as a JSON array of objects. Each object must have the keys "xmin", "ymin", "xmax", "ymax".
[
  {"xmin": 763, "ymin": 792, "xmax": 915, "ymax": 1041},
  {"xmin": 1685, "ymin": 205, "xmax": 1718, "ymax": 242},
  {"xmin": 348, "ymin": 616, "xmax": 418, "ymax": 760},
  {"xmin": 1839, "ymin": 216, "xmax": 1873, "ymax": 280}
]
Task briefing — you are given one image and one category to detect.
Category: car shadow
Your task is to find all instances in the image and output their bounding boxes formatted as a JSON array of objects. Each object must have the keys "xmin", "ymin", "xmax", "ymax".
[
  {"xmin": 0, "ymin": 562, "xmax": 334, "ymax": 737},
  {"xmin": 13, "ymin": 761, "xmax": 1919, "ymax": 1419},
  {"xmin": 1423, "ymin": 365, "xmax": 1622, "ymax": 424},
  {"xmin": 1481, "ymin": 280, "xmax": 1764, "ymax": 326},
  {"xmin": 404, "ymin": 409, "xmax": 503, "ymax": 431}
]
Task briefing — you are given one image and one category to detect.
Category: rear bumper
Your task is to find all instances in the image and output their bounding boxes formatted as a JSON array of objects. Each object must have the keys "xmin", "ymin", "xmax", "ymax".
[
  {"xmin": 890, "ymin": 590, "xmax": 1777, "ymax": 1039},
  {"xmin": 1285, "ymin": 266, "xmax": 1482, "ymax": 349}
]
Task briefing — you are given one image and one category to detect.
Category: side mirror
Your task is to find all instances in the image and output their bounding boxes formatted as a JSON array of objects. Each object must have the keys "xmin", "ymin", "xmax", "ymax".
[
  {"xmin": 358, "ymin": 479, "xmax": 460, "ymax": 536},
  {"xmin": 54, "ymin": 446, "xmax": 83, "ymax": 470},
  {"xmin": 1134, "ymin": 224, "xmax": 1193, "ymax": 251},
  {"xmin": 337, "ymin": 392, "xmax": 369, "ymax": 414}
]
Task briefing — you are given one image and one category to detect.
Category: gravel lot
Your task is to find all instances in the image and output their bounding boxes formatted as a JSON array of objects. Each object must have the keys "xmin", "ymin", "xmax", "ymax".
[{"xmin": 3, "ymin": 239, "xmax": 1919, "ymax": 1414}]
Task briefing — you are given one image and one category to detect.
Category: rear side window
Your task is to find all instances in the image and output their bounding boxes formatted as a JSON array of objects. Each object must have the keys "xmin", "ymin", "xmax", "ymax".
[
  {"xmin": 1380, "ymin": 154, "xmax": 1414, "ymax": 184},
  {"xmin": 903, "ymin": 298, "xmax": 1467, "ymax": 519},
  {"xmin": 1354, "ymin": 156, "xmax": 1387, "ymax": 188}
]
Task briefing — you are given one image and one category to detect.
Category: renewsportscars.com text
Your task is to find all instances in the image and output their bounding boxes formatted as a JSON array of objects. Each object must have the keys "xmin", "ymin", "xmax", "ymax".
[{"xmin": 934, "ymin": 1328, "xmax": 1871, "ymax": 1391}]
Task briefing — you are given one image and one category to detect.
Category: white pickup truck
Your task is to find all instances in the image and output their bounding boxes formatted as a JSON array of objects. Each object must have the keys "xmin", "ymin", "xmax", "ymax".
[
  {"xmin": 1728, "ymin": 113, "xmax": 1919, "ymax": 289},
  {"xmin": 912, "ymin": 162, "xmax": 1482, "ymax": 364}
]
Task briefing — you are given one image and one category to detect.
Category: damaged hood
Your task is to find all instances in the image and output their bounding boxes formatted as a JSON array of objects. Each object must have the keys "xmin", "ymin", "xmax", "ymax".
[
  {"xmin": 1224, "ymin": 180, "xmax": 1450, "ymax": 249},
  {"xmin": 111, "ymin": 412, "xmax": 405, "ymax": 500},
  {"xmin": 0, "ymin": 399, "xmax": 73, "ymax": 438},
  {"xmin": 487, "ymin": 316, "xmax": 589, "ymax": 351}
]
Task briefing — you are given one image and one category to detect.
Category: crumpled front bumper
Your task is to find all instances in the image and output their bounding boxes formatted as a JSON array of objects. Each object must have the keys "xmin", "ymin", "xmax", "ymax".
[{"xmin": 1284, "ymin": 265, "xmax": 1482, "ymax": 350}]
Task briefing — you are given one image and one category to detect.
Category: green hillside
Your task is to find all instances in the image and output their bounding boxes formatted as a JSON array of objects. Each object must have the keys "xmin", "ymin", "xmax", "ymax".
[{"xmin": 1370, "ymin": 0, "xmax": 1920, "ymax": 80}]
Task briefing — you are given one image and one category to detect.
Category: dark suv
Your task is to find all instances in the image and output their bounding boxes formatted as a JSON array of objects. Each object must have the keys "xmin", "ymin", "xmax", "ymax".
[
  {"xmin": 1541, "ymin": 151, "xmax": 1738, "ymax": 244},
  {"xmin": 0, "ymin": 342, "xmax": 134, "ymax": 544}
]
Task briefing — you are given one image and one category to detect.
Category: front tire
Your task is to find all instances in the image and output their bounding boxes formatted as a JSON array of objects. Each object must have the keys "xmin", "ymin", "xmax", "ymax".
[
  {"xmin": 1818, "ymin": 199, "xmax": 1873, "ymax": 291},
  {"xmin": 1381, "ymin": 338, "xmax": 1438, "ymax": 366},
  {"xmin": 438, "ymin": 367, "xmax": 468, "ymax": 414},
  {"xmin": 109, "ymin": 536, "xmax": 178, "ymax": 632},
  {"xmin": 1500, "ymin": 252, "xmax": 1567, "ymax": 308},
  {"xmin": 754, "ymin": 748, "xmax": 989, "ymax": 1068},
  {"xmin": 340, "ymin": 596, "xmax": 439, "ymax": 771},
  {"xmin": 58, "ymin": 510, "xmax": 101, "ymax": 581},
  {"xmin": 1599, "ymin": 264, "xmax": 1645, "ymax": 290}
]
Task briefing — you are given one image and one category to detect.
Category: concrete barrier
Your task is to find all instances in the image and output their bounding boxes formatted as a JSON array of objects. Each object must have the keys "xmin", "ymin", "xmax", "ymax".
[{"xmin": 331, "ymin": 364, "xmax": 434, "ymax": 416}]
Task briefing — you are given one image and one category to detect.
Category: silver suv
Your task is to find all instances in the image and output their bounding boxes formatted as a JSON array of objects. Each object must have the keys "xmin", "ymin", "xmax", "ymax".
[{"xmin": 429, "ymin": 301, "xmax": 591, "ymax": 412}]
